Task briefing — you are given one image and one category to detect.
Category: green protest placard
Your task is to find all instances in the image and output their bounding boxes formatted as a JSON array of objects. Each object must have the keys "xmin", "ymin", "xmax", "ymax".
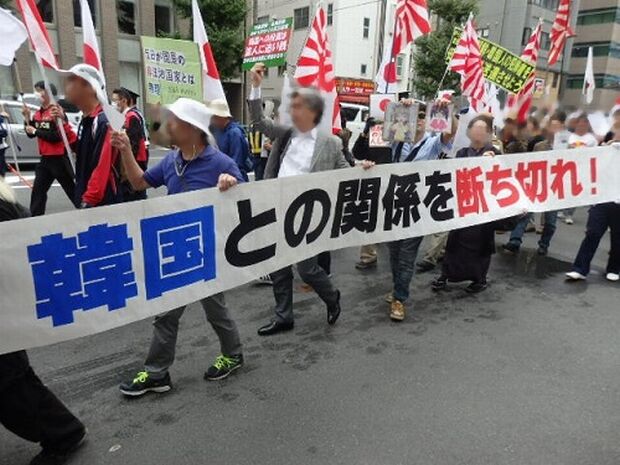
[
  {"xmin": 140, "ymin": 36, "xmax": 203, "ymax": 105},
  {"xmin": 242, "ymin": 18, "xmax": 293, "ymax": 71},
  {"xmin": 446, "ymin": 27, "xmax": 535, "ymax": 95}
]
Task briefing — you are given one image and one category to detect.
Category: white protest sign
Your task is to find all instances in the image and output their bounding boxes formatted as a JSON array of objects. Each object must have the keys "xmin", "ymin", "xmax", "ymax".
[
  {"xmin": 0, "ymin": 147, "xmax": 619, "ymax": 355},
  {"xmin": 101, "ymin": 99, "xmax": 125, "ymax": 131}
]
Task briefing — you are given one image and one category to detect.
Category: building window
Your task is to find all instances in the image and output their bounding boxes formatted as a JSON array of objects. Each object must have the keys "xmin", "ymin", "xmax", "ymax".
[
  {"xmin": 294, "ymin": 7, "xmax": 309, "ymax": 30},
  {"xmin": 117, "ymin": 1, "xmax": 136, "ymax": 35},
  {"xmin": 540, "ymin": 31, "xmax": 551, "ymax": 51},
  {"xmin": 528, "ymin": 0, "xmax": 559, "ymax": 9},
  {"xmin": 572, "ymin": 41, "xmax": 620, "ymax": 59},
  {"xmin": 327, "ymin": 3, "xmax": 333, "ymax": 25},
  {"xmin": 363, "ymin": 17, "xmax": 370, "ymax": 39},
  {"xmin": 396, "ymin": 54, "xmax": 404, "ymax": 77},
  {"xmin": 577, "ymin": 8, "xmax": 619, "ymax": 26},
  {"xmin": 522, "ymin": 27, "xmax": 532, "ymax": 46},
  {"xmin": 155, "ymin": 2, "xmax": 173, "ymax": 36},
  {"xmin": 257, "ymin": 15, "xmax": 270, "ymax": 25},
  {"xmin": 477, "ymin": 27, "xmax": 489, "ymax": 38},
  {"xmin": 567, "ymin": 73, "xmax": 620, "ymax": 89},
  {"xmin": 360, "ymin": 64, "xmax": 367, "ymax": 76},
  {"xmin": 36, "ymin": 0, "xmax": 54, "ymax": 23},
  {"xmin": 74, "ymin": 0, "xmax": 97, "ymax": 28}
]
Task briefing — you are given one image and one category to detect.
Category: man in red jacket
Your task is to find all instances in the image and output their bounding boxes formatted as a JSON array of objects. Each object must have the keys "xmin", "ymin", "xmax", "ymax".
[
  {"xmin": 61, "ymin": 64, "xmax": 121, "ymax": 208},
  {"xmin": 111, "ymin": 87, "xmax": 149, "ymax": 201},
  {"xmin": 22, "ymin": 82, "xmax": 77, "ymax": 216}
]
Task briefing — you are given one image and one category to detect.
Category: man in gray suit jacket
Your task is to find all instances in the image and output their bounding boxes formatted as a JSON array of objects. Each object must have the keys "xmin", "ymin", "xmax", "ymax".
[{"xmin": 248, "ymin": 63, "xmax": 347, "ymax": 336}]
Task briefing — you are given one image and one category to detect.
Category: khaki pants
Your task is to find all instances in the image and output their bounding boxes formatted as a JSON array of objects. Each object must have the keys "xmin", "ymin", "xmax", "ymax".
[{"xmin": 420, "ymin": 232, "xmax": 448, "ymax": 265}]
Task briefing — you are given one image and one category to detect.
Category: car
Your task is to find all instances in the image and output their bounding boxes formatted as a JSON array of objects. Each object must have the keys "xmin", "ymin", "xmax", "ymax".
[
  {"xmin": 340, "ymin": 102, "xmax": 369, "ymax": 145},
  {"xmin": 18, "ymin": 93, "xmax": 82, "ymax": 132},
  {"xmin": 0, "ymin": 98, "xmax": 82, "ymax": 166},
  {"xmin": 0, "ymin": 99, "xmax": 40, "ymax": 165}
]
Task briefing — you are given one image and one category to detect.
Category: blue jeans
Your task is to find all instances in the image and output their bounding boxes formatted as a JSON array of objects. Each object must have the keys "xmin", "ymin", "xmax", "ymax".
[
  {"xmin": 389, "ymin": 236, "xmax": 424, "ymax": 303},
  {"xmin": 572, "ymin": 203, "xmax": 620, "ymax": 276},
  {"xmin": 509, "ymin": 211, "xmax": 558, "ymax": 250}
]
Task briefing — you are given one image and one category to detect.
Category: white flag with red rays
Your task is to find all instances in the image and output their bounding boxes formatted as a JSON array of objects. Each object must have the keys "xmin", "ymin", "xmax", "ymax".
[
  {"xmin": 375, "ymin": 0, "xmax": 431, "ymax": 94},
  {"xmin": 507, "ymin": 20, "xmax": 542, "ymax": 123},
  {"xmin": 447, "ymin": 14, "xmax": 486, "ymax": 112},
  {"xmin": 294, "ymin": 5, "xmax": 341, "ymax": 134}
]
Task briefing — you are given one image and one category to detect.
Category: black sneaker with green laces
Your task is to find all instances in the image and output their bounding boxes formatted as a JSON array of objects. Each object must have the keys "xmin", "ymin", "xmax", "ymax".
[
  {"xmin": 204, "ymin": 354, "xmax": 244, "ymax": 381},
  {"xmin": 119, "ymin": 371, "xmax": 172, "ymax": 397}
]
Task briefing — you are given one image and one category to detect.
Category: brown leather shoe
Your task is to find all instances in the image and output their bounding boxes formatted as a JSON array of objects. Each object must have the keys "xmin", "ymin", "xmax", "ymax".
[{"xmin": 390, "ymin": 300, "xmax": 405, "ymax": 321}]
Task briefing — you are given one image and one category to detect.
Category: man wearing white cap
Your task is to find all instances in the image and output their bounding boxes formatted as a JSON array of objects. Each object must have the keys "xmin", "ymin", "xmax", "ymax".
[
  {"xmin": 111, "ymin": 98, "xmax": 245, "ymax": 397},
  {"xmin": 207, "ymin": 99, "xmax": 252, "ymax": 181},
  {"xmin": 60, "ymin": 64, "xmax": 122, "ymax": 208}
]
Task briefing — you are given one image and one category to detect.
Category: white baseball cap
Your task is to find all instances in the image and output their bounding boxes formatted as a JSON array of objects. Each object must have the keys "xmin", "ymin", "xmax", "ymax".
[
  {"xmin": 60, "ymin": 63, "xmax": 107, "ymax": 102},
  {"xmin": 165, "ymin": 98, "xmax": 213, "ymax": 134},
  {"xmin": 206, "ymin": 99, "xmax": 232, "ymax": 118}
]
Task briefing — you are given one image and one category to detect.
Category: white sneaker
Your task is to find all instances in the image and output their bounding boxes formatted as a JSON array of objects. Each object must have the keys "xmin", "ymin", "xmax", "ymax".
[
  {"xmin": 566, "ymin": 271, "xmax": 587, "ymax": 281},
  {"xmin": 557, "ymin": 211, "xmax": 566, "ymax": 219},
  {"xmin": 606, "ymin": 273, "xmax": 620, "ymax": 282},
  {"xmin": 564, "ymin": 217, "xmax": 574, "ymax": 225}
]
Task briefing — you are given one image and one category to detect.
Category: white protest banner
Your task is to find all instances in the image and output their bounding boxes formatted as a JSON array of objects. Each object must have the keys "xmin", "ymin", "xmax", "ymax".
[{"xmin": 1, "ymin": 147, "xmax": 619, "ymax": 355}]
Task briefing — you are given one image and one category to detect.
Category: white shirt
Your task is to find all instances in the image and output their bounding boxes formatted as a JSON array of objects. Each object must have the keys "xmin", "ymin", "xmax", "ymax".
[
  {"xmin": 278, "ymin": 128, "xmax": 317, "ymax": 177},
  {"xmin": 250, "ymin": 85, "xmax": 318, "ymax": 177},
  {"xmin": 568, "ymin": 132, "xmax": 598, "ymax": 148}
]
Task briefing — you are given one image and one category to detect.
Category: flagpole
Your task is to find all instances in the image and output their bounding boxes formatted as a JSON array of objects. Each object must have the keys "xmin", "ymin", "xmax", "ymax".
[
  {"xmin": 384, "ymin": 3, "xmax": 399, "ymax": 94},
  {"xmin": 11, "ymin": 59, "xmax": 24, "ymax": 98},
  {"xmin": 34, "ymin": 55, "xmax": 76, "ymax": 175}
]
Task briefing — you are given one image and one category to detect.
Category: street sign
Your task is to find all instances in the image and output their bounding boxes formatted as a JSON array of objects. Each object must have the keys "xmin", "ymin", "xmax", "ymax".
[
  {"xmin": 242, "ymin": 18, "xmax": 293, "ymax": 71},
  {"xmin": 336, "ymin": 77, "xmax": 375, "ymax": 104}
]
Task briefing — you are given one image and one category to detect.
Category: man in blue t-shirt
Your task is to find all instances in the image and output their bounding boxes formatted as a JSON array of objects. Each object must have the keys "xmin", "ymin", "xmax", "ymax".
[{"xmin": 111, "ymin": 98, "xmax": 245, "ymax": 397}]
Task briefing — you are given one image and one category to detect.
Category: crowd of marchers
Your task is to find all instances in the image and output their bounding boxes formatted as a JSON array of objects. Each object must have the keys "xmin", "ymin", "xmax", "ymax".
[{"xmin": 0, "ymin": 61, "xmax": 618, "ymax": 465}]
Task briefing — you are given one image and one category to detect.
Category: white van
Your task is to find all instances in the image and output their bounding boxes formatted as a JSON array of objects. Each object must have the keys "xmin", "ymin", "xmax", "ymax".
[{"xmin": 340, "ymin": 103, "xmax": 369, "ymax": 144}]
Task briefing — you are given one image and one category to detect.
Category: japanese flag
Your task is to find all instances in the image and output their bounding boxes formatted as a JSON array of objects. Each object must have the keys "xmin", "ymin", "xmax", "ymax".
[{"xmin": 192, "ymin": 0, "xmax": 226, "ymax": 103}]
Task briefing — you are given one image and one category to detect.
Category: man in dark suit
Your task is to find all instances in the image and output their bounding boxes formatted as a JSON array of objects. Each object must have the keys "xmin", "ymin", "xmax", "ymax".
[{"xmin": 248, "ymin": 63, "xmax": 348, "ymax": 336}]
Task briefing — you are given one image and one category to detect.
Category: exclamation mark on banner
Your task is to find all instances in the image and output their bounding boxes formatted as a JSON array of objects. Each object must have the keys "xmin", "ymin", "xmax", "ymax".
[{"xmin": 590, "ymin": 158, "xmax": 598, "ymax": 195}]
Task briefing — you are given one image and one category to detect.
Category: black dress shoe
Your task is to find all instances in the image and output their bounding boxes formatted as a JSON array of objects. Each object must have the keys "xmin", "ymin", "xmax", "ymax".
[
  {"xmin": 327, "ymin": 290, "xmax": 341, "ymax": 325},
  {"xmin": 257, "ymin": 320, "xmax": 294, "ymax": 336}
]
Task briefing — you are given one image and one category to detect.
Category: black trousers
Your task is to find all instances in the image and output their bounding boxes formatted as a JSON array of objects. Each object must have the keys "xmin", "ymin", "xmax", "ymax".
[
  {"xmin": 317, "ymin": 251, "xmax": 331, "ymax": 276},
  {"xmin": 0, "ymin": 351, "xmax": 85, "ymax": 453},
  {"xmin": 121, "ymin": 181, "xmax": 147, "ymax": 202},
  {"xmin": 30, "ymin": 156, "xmax": 76, "ymax": 216},
  {"xmin": 0, "ymin": 148, "xmax": 7, "ymax": 177}
]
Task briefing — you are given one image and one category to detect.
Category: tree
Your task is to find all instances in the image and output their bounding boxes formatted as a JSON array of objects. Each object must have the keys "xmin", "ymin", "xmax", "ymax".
[
  {"xmin": 174, "ymin": 0, "xmax": 247, "ymax": 81},
  {"xmin": 0, "ymin": 0, "xmax": 13, "ymax": 8},
  {"xmin": 412, "ymin": 0, "xmax": 478, "ymax": 100}
]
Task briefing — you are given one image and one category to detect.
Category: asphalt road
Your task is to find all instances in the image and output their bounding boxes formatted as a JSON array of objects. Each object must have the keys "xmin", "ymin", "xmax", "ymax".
[{"xmin": 1, "ymin": 166, "xmax": 619, "ymax": 465}]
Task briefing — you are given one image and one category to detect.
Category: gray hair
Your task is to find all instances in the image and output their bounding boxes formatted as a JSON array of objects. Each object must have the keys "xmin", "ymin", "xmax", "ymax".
[{"xmin": 290, "ymin": 87, "xmax": 324, "ymax": 125}]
